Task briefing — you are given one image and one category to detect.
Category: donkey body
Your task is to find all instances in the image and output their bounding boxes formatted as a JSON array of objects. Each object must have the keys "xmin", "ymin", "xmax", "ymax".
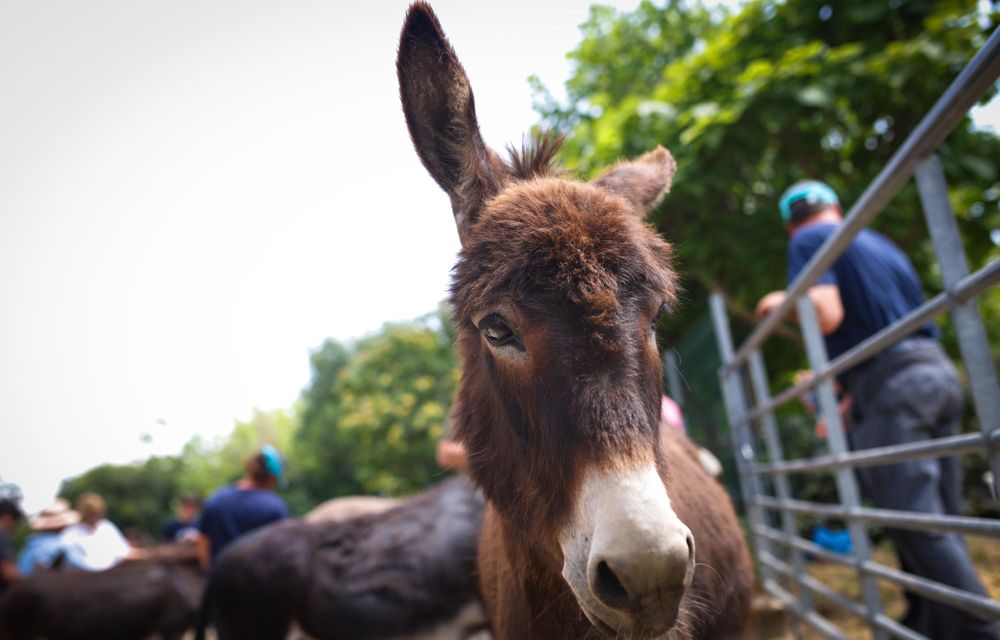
[
  {"xmin": 397, "ymin": 4, "xmax": 753, "ymax": 638},
  {"xmin": 198, "ymin": 476, "xmax": 485, "ymax": 640},
  {"xmin": 0, "ymin": 552, "xmax": 203, "ymax": 640}
]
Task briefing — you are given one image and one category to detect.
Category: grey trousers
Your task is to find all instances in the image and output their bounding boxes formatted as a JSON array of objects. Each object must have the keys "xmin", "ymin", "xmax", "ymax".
[{"xmin": 848, "ymin": 340, "xmax": 1000, "ymax": 639}]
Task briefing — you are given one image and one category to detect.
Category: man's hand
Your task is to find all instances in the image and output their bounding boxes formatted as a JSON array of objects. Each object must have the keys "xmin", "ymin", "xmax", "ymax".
[
  {"xmin": 195, "ymin": 533, "xmax": 211, "ymax": 572},
  {"xmin": 794, "ymin": 370, "xmax": 817, "ymax": 415},
  {"xmin": 436, "ymin": 440, "xmax": 469, "ymax": 471},
  {"xmin": 756, "ymin": 286, "xmax": 843, "ymax": 335},
  {"xmin": 815, "ymin": 394, "xmax": 853, "ymax": 440},
  {"xmin": 755, "ymin": 290, "xmax": 787, "ymax": 319}
]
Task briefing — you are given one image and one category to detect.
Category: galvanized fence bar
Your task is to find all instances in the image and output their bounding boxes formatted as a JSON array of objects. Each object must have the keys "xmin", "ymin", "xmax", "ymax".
[
  {"xmin": 760, "ymin": 551, "xmax": 869, "ymax": 621},
  {"xmin": 663, "ymin": 350, "xmax": 685, "ymax": 408},
  {"xmin": 764, "ymin": 548, "xmax": 931, "ymax": 640},
  {"xmin": 754, "ymin": 523, "xmax": 1000, "ymax": 621},
  {"xmin": 708, "ymin": 294, "xmax": 775, "ymax": 584},
  {"xmin": 756, "ymin": 496, "xmax": 1000, "ymax": 537},
  {"xmin": 727, "ymin": 26, "xmax": 1000, "ymax": 371},
  {"xmin": 764, "ymin": 579, "xmax": 848, "ymax": 640},
  {"xmin": 747, "ymin": 349, "xmax": 810, "ymax": 635},
  {"xmin": 795, "ymin": 296, "xmax": 886, "ymax": 635},
  {"xmin": 915, "ymin": 153, "xmax": 1000, "ymax": 491},
  {"xmin": 755, "ymin": 430, "xmax": 999, "ymax": 475}
]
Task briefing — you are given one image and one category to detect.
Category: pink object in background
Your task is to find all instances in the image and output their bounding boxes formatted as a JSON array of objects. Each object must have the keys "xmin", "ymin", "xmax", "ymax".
[{"xmin": 660, "ymin": 395, "xmax": 686, "ymax": 433}]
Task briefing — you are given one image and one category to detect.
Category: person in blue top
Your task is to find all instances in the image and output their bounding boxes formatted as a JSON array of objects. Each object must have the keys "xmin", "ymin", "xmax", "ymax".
[
  {"xmin": 756, "ymin": 181, "xmax": 999, "ymax": 639},
  {"xmin": 18, "ymin": 499, "xmax": 79, "ymax": 575},
  {"xmin": 196, "ymin": 445, "xmax": 289, "ymax": 570}
]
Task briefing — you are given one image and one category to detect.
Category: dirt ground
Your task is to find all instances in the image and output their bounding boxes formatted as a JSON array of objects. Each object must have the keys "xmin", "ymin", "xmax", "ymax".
[{"xmin": 777, "ymin": 535, "xmax": 1000, "ymax": 639}]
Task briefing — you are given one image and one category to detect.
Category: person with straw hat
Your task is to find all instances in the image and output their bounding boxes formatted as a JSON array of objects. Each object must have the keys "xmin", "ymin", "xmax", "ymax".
[{"xmin": 17, "ymin": 499, "xmax": 80, "ymax": 575}]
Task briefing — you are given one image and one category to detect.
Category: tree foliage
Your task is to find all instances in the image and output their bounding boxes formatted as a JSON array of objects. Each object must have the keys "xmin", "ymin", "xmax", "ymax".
[
  {"xmin": 534, "ymin": 0, "xmax": 1000, "ymax": 370},
  {"xmin": 294, "ymin": 309, "xmax": 459, "ymax": 500}
]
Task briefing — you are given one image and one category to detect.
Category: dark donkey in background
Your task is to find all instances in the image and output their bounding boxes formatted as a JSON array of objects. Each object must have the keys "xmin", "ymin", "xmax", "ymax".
[
  {"xmin": 0, "ymin": 547, "xmax": 203, "ymax": 640},
  {"xmin": 196, "ymin": 476, "xmax": 485, "ymax": 639},
  {"xmin": 397, "ymin": 4, "xmax": 754, "ymax": 638}
]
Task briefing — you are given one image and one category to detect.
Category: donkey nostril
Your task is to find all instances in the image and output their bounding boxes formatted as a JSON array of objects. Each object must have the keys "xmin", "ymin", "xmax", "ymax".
[
  {"xmin": 593, "ymin": 560, "xmax": 631, "ymax": 609},
  {"xmin": 686, "ymin": 535, "xmax": 695, "ymax": 563}
]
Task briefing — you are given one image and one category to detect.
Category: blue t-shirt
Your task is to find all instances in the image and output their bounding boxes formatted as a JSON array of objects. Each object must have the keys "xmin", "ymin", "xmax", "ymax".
[
  {"xmin": 788, "ymin": 223, "xmax": 937, "ymax": 361},
  {"xmin": 197, "ymin": 485, "xmax": 289, "ymax": 564},
  {"xmin": 17, "ymin": 532, "xmax": 63, "ymax": 575}
]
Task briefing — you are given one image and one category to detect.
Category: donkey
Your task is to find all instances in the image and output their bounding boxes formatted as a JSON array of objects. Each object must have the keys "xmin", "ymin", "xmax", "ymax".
[
  {"xmin": 0, "ymin": 549, "xmax": 203, "ymax": 640},
  {"xmin": 196, "ymin": 475, "xmax": 486, "ymax": 640},
  {"xmin": 397, "ymin": 4, "xmax": 754, "ymax": 638}
]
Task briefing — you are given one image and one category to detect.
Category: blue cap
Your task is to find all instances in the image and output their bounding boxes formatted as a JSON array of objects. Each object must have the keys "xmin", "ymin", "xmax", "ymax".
[
  {"xmin": 260, "ymin": 444, "xmax": 286, "ymax": 487},
  {"xmin": 779, "ymin": 180, "xmax": 839, "ymax": 222}
]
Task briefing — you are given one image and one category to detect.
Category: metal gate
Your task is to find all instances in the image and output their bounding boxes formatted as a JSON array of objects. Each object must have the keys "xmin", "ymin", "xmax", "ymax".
[{"xmin": 709, "ymin": 27, "xmax": 1000, "ymax": 640}]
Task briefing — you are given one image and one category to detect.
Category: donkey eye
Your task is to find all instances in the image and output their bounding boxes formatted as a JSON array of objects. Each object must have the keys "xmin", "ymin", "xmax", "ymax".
[{"xmin": 479, "ymin": 315, "xmax": 517, "ymax": 347}]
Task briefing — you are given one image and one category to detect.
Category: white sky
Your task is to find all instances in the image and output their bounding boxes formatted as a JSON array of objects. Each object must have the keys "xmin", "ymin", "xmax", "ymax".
[
  {"xmin": 1, "ymin": 1, "xmax": 997, "ymax": 513},
  {"xmin": 0, "ymin": 0, "xmax": 646, "ymax": 511}
]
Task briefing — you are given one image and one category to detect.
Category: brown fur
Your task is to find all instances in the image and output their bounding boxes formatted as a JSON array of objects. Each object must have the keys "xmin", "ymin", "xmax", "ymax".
[{"xmin": 397, "ymin": 4, "xmax": 754, "ymax": 638}]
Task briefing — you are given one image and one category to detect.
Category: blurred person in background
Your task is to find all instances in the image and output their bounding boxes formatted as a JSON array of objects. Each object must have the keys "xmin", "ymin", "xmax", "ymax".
[
  {"xmin": 0, "ymin": 498, "xmax": 24, "ymax": 593},
  {"xmin": 196, "ymin": 445, "xmax": 289, "ymax": 570},
  {"xmin": 435, "ymin": 417, "xmax": 469, "ymax": 472},
  {"xmin": 59, "ymin": 492, "xmax": 130, "ymax": 572},
  {"xmin": 756, "ymin": 180, "xmax": 999, "ymax": 639},
  {"xmin": 17, "ymin": 499, "xmax": 80, "ymax": 575},
  {"xmin": 161, "ymin": 493, "xmax": 202, "ymax": 543}
]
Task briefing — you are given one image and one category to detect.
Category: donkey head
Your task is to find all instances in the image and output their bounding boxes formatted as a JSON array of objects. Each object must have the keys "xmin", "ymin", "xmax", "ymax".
[{"xmin": 398, "ymin": 4, "xmax": 694, "ymax": 637}]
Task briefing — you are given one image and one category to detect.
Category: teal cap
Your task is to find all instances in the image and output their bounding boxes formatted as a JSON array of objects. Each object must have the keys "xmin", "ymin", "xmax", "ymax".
[
  {"xmin": 779, "ymin": 180, "xmax": 839, "ymax": 222},
  {"xmin": 260, "ymin": 444, "xmax": 286, "ymax": 487}
]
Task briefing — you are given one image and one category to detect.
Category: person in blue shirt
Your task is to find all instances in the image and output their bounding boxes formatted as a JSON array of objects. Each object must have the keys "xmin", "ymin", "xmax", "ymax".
[
  {"xmin": 18, "ymin": 499, "xmax": 79, "ymax": 575},
  {"xmin": 161, "ymin": 493, "xmax": 201, "ymax": 543},
  {"xmin": 196, "ymin": 445, "xmax": 289, "ymax": 570},
  {"xmin": 756, "ymin": 181, "xmax": 999, "ymax": 639}
]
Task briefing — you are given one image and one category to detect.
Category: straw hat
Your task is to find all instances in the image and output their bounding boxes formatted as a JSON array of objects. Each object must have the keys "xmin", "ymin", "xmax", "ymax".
[{"xmin": 29, "ymin": 498, "xmax": 81, "ymax": 531}]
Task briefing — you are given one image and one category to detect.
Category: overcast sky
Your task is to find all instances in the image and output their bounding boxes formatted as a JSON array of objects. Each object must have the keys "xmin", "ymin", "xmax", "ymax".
[{"xmin": 2, "ymin": 1, "xmax": 997, "ymax": 513}]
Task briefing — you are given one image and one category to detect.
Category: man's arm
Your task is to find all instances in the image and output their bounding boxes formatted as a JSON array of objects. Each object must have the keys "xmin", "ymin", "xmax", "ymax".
[
  {"xmin": 0, "ymin": 534, "xmax": 20, "ymax": 585},
  {"xmin": 755, "ymin": 284, "xmax": 844, "ymax": 335},
  {"xmin": 195, "ymin": 533, "xmax": 211, "ymax": 572},
  {"xmin": 436, "ymin": 439, "xmax": 469, "ymax": 471},
  {"xmin": 0, "ymin": 560, "xmax": 19, "ymax": 585}
]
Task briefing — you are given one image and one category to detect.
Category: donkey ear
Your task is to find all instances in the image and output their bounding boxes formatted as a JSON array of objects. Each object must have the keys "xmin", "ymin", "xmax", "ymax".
[
  {"xmin": 397, "ymin": 2, "xmax": 503, "ymax": 244},
  {"xmin": 591, "ymin": 146, "xmax": 676, "ymax": 217}
]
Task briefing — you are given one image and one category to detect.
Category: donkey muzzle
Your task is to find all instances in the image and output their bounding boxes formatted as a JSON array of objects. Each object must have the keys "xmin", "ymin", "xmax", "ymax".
[{"xmin": 560, "ymin": 463, "xmax": 695, "ymax": 638}]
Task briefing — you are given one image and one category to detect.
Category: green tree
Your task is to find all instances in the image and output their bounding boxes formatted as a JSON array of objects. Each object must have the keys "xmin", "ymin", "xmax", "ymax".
[
  {"xmin": 535, "ymin": 0, "xmax": 999, "ymax": 371},
  {"xmin": 295, "ymin": 309, "xmax": 459, "ymax": 500}
]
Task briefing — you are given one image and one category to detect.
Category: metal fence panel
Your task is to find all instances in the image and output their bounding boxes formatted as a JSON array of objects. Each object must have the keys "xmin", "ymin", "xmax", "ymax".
[{"xmin": 707, "ymin": 25, "xmax": 1000, "ymax": 637}]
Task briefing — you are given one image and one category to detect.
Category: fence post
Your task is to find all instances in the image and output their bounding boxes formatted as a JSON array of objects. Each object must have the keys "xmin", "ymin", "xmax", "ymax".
[
  {"xmin": 914, "ymin": 154, "xmax": 1000, "ymax": 495},
  {"xmin": 663, "ymin": 350, "xmax": 685, "ymax": 408},
  {"xmin": 748, "ymin": 349, "xmax": 808, "ymax": 638},
  {"xmin": 796, "ymin": 295, "xmax": 886, "ymax": 638},
  {"xmin": 709, "ymin": 294, "xmax": 776, "ymax": 585}
]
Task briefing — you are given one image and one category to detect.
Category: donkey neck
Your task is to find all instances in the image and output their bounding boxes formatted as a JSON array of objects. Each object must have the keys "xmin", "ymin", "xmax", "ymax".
[{"xmin": 481, "ymin": 505, "xmax": 593, "ymax": 638}]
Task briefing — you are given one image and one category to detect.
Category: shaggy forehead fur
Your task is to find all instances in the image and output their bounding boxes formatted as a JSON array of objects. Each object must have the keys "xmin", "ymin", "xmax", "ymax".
[{"xmin": 450, "ymin": 177, "xmax": 677, "ymax": 336}]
